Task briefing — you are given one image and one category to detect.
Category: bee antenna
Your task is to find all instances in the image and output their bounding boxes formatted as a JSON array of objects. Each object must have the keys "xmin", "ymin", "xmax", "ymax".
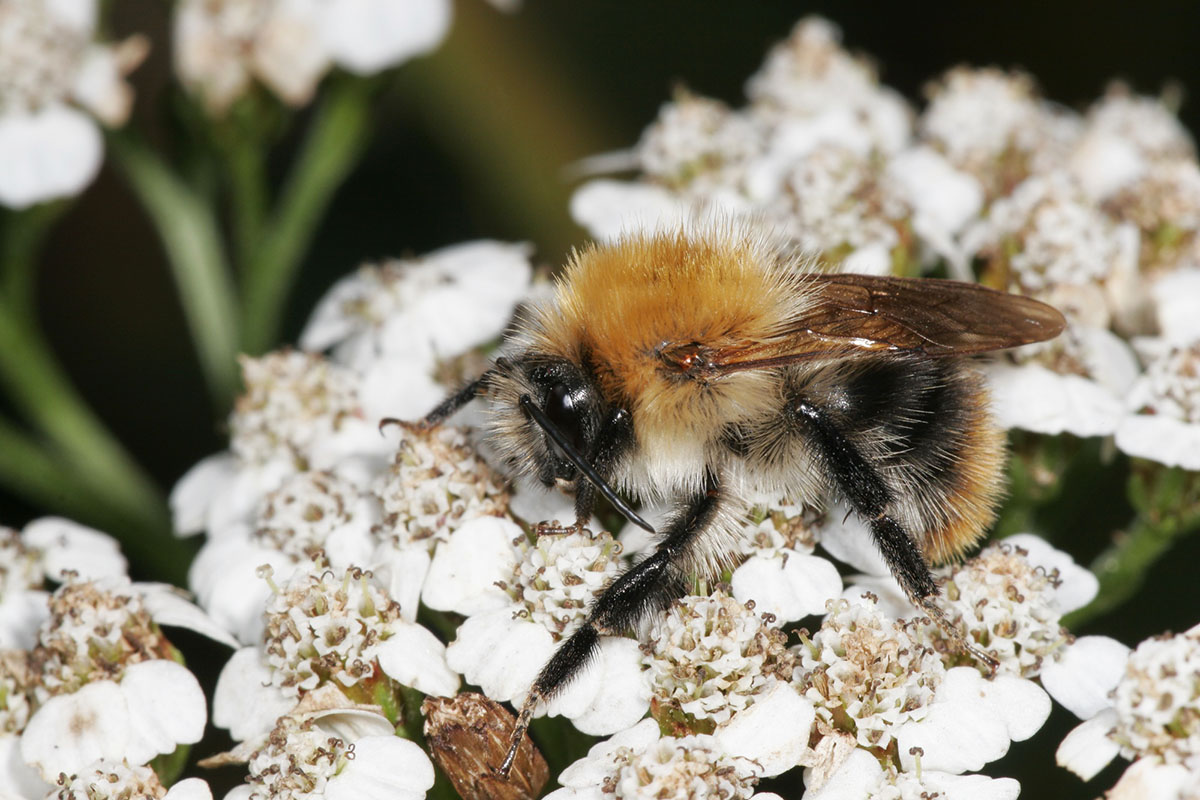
[{"xmin": 519, "ymin": 394, "xmax": 656, "ymax": 535}]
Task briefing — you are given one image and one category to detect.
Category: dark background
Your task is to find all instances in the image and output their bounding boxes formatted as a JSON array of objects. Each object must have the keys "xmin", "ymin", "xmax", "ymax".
[{"xmin": 10, "ymin": 1, "xmax": 1200, "ymax": 796}]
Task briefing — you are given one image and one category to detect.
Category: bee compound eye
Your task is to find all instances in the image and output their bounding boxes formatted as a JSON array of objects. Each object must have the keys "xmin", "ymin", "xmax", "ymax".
[{"xmin": 545, "ymin": 382, "xmax": 586, "ymax": 454}]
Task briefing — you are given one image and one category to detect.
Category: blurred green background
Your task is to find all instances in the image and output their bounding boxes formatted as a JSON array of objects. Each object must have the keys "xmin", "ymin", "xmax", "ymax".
[{"xmin": 7, "ymin": 1, "xmax": 1200, "ymax": 796}]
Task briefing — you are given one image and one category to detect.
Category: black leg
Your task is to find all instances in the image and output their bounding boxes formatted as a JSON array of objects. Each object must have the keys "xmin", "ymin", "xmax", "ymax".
[
  {"xmin": 499, "ymin": 474, "xmax": 722, "ymax": 776},
  {"xmin": 380, "ymin": 371, "xmax": 492, "ymax": 434},
  {"xmin": 793, "ymin": 398, "xmax": 997, "ymax": 670}
]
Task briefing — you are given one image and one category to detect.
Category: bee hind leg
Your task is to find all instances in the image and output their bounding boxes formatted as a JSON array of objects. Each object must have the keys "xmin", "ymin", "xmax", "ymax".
[
  {"xmin": 791, "ymin": 397, "xmax": 998, "ymax": 673},
  {"xmin": 498, "ymin": 475, "xmax": 722, "ymax": 777}
]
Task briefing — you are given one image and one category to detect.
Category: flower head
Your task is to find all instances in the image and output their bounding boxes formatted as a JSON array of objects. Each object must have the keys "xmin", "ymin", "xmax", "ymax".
[
  {"xmin": 174, "ymin": 0, "xmax": 451, "ymax": 114},
  {"xmin": 646, "ymin": 591, "xmax": 795, "ymax": 731},
  {"xmin": 1116, "ymin": 339, "xmax": 1200, "ymax": 469},
  {"xmin": 0, "ymin": 0, "xmax": 146, "ymax": 207}
]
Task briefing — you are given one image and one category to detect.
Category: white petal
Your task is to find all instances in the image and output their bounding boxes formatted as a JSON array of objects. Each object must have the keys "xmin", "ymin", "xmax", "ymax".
[
  {"xmin": 1107, "ymin": 757, "xmax": 1193, "ymax": 800},
  {"xmin": 802, "ymin": 748, "xmax": 881, "ymax": 800},
  {"xmin": 1116, "ymin": 414, "xmax": 1200, "ymax": 470},
  {"xmin": 543, "ymin": 637, "xmax": 650, "ymax": 735},
  {"xmin": 0, "ymin": 588, "xmax": 49, "ymax": 650},
  {"xmin": 213, "ymin": 647, "xmax": 296, "ymax": 742},
  {"xmin": 982, "ymin": 674, "xmax": 1052, "ymax": 742},
  {"xmin": 253, "ymin": 0, "xmax": 330, "ymax": 107},
  {"xmin": 445, "ymin": 610, "xmax": 553, "ymax": 703},
  {"xmin": 0, "ymin": 735, "xmax": 50, "ymax": 798},
  {"xmin": 422, "ymin": 517, "xmax": 522, "ymax": 615},
  {"xmin": 166, "ymin": 778, "xmax": 215, "ymax": 800},
  {"xmin": 0, "ymin": 106, "xmax": 102, "ymax": 209},
  {"xmin": 22, "ymin": 517, "xmax": 127, "ymax": 581},
  {"xmin": 816, "ymin": 505, "xmax": 888, "ymax": 576},
  {"xmin": 46, "ymin": 0, "xmax": 97, "ymax": 32},
  {"xmin": 985, "ymin": 362, "xmax": 1125, "ymax": 436},
  {"xmin": 376, "ymin": 622, "xmax": 460, "ymax": 697},
  {"xmin": 1070, "ymin": 131, "xmax": 1145, "ymax": 200},
  {"xmin": 921, "ymin": 772, "xmax": 1021, "ymax": 800},
  {"xmin": 374, "ymin": 547, "xmax": 431, "ymax": 622},
  {"xmin": 895, "ymin": 668, "xmax": 1009, "ymax": 774},
  {"xmin": 714, "ymin": 682, "xmax": 813, "ymax": 777},
  {"xmin": 188, "ymin": 534, "xmax": 289, "ymax": 645},
  {"xmin": 321, "ymin": 0, "xmax": 451, "ymax": 74},
  {"xmin": 887, "ymin": 146, "xmax": 983, "ymax": 239},
  {"xmin": 1001, "ymin": 533, "xmax": 1098, "ymax": 613},
  {"xmin": 324, "ymin": 735, "xmax": 435, "ymax": 800},
  {"xmin": 119, "ymin": 660, "xmax": 207, "ymax": 763},
  {"xmin": 509, "ymin": 482, "xmax": 580, "ymax": 528},
  {"xmin": 1056, "ymin": 708, "xmax": 1121, "ymax": 780},
  {"xmin": 731, "ymin": 551, "xmax": 842, "ymax": 622},
  {"xmin": 841, "ymin": 575, "xmax": 912, "ymax": 619},
  {"xmin": 71, "ymin": 43, "xmax": 139, "ymax": 127},
  {"xmin": 358, "ymin": 358, "xmax": 446, "ymax": 423},
  {"xmin": 1041, "ymin": 635, "xmax": 1129, "ymax": 719},
  {"xmin": 557, "ymin": 719, "xmax": 662, "ymax": 787},
  {"xmin": 839, "ymin": 243, "xmax": 891, "ymax": 276},
  {"xmin": 135, "ymin": 582, "xmax": 239, "ymax": 649},
  {"xmin": 569, "ymin": 179, "xmax": 689, "ymax": 242},
  {"xmin": 1152, "ymin": 268, "xmax": 1200, "ymax": 344},
  {"xmin": 21, "ymin": 681, "xmax": 130, "ymax": 780},
  {"xmin": 307, "ymin": 710, "xmax": 391, "ymax": 743},
  {"xmin": 170, "ymin": 453, "xmax": 237, "ymax": 536}
]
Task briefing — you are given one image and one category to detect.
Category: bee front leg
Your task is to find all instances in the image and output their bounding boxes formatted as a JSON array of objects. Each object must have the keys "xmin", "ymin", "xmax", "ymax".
[
  {"xmin": 498, "ymin": 474, "xmax": 722, "ymax": 777},
  {"xmin": 792, "ymin": 398, "xmax": 999, "ymax": 673}
]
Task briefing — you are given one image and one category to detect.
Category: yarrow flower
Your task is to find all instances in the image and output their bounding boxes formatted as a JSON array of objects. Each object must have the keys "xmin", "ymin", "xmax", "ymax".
[
  {"xmin": 1116, "ymin": 338, "xmax": 1200, "ymax": 469},
  {"xmin": 213, "ymin": 563, "xmax": 457, "ymax": 744},
  {"xmin": 6, "ymin": 577, "xmax": 211, "ymax": 792},
  {"xmin": 189, "ymin": 468, "xmax": 380, "ymax": 644},
  {"xmin": 545, "ymin": 718, "xmax": 776, "ymax": 800},
  {"xmin": 372, "ymin": 423, "xmax": 509, "ymax": 620},
  {"xmin": 729, "ymin": 503, "xmax": 842, "ymax": 624},
  {"xmin": 50, "ymin": 760, "xmax": 213, "ymax": 800},
  {"xmin": 440, "ymin": 524, "xmax": 651, "ymax": 735},
  {"xmin": 647, "ymin": 591, "xmax": 796, "ymax": 730},
  {"xmin": 170, "ymin": 350, "xmax": 389, "ymax": 541},
  {"xmin": 224, "ymin": 699, "xmax": 434, "ymax": 800},
  {"xmin": 0, "ymin": 0, "xmax": 147, "ymax": 207},
  {"xmin": 1058, "ymin": 623, "xmax": 1200, "ymax": 796},
  {"xmin": 173, "ymin": 0, "xmax": 451, "ymax": 114}
]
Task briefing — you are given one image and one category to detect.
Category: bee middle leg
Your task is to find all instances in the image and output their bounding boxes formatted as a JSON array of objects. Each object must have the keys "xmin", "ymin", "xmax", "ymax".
[
  {"xmin": 792, "ymin": 397, "xmax": 999, "ymax": 672},
  {"xmin": 498, "ymin": 473, "xmax": 722, "ymax": 775}
]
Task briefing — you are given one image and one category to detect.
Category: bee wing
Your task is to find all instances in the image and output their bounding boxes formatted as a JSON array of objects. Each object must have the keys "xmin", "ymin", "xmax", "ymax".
[{"xmin": 664, "ymin": 274, "xmax": 1066, "ymax": 377}]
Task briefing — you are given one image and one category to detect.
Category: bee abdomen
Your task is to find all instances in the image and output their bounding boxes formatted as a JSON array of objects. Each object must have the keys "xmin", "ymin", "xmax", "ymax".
[{"xmin": 770, "ymin": 356, "xmax": 1005, "ymax": 563}]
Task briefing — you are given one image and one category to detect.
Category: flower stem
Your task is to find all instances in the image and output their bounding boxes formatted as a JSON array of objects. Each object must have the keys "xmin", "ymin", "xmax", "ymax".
[
  {"xmin": 109, "ymin": 131, "xmax": 241, "ymax": 407},
  {"xmin": 239, "ymin": 77, "xmax": 373, "ymax": 355}
]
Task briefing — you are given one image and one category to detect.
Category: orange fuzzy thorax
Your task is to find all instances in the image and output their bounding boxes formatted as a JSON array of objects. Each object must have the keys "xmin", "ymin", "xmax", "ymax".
[{"xmin": 532, "ymin": 230, "xmax": 810, "ymax": 447}]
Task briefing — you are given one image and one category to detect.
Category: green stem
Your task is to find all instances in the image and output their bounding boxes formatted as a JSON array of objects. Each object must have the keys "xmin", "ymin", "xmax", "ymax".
[
  {"xmin": 109, "ymin": 132, "xmax": 241, "ymax": 407},
  {"xmin": 0, "ymin": 307, "xmax": 169, "ymax": 519},
  {"xmin": 0, "ymin": 417, "xmax": 110, "ymax": 522},
  {"xmin": 1, "ymin": 205, "xmax": 62, "ymax": 318},
  {"xmin": 239, "ymin": 78, "xmax": 373, "ymax": 354},
  {"xmin": 225, "ymin": 129, "xmax": 269, "ymax": 273}
]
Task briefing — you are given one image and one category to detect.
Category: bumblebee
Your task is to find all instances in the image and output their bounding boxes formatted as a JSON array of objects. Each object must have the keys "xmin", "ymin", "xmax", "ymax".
[{"xmin": 409, "ymin": 224, "xmax": 1065, "ymax": 774}]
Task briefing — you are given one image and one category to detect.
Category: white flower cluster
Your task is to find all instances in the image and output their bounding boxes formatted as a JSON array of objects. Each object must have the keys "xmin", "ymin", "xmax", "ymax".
[
  {"xmin": 573, "ymin": 16, "xmax": 1200, "ymax": 464},
  {"xmin": 1058, "ymin": 623, "xmax": 1200, "ymax": 798},
  {"xmin": 172, "ymin": 0, "xmax": 451, "ymax": 114},
  {"xmin": 0, "ymin": 521, "xmax": 230, "ymax": 799},
  {"xmin": 646, "ymin": 591, "xmax": 795, "ymax": 728},
  {"xmin": 0, "ymin": 0, "xmax": 146, "ymax": 207}
]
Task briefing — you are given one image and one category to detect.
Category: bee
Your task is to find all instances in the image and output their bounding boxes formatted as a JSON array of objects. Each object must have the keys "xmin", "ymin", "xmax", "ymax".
[{"xmin": 408, "ymin": 223, "xmax": 1065, "ymax": 776}]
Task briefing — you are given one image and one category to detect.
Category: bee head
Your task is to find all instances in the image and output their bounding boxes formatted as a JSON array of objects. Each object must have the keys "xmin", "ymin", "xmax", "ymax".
[{"xmin": 485, "ymin": 354, "xmax": 605, "ymax": 489}]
